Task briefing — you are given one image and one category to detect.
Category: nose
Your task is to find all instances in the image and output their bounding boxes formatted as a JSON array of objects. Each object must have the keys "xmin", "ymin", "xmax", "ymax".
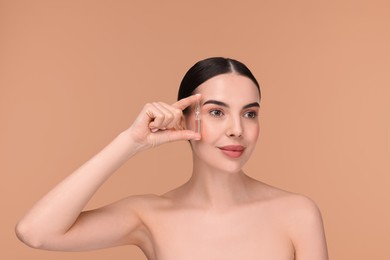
[{"xmin": 226, "ymin": 115, "xmax": 243, "ymax": 138}]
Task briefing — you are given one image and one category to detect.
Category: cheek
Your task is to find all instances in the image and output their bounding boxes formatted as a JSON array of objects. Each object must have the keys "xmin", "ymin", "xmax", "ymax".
[
  {"xmin": 245, "ymin": 121, "xmax": 260, "ymax": 142},
  {"xmin": 200, "ymin": 118, "xmax": 223, "ymax": 141},
  {"xmin": 251, "ymin": 124, "xmax": 260, "ymax": 140}
]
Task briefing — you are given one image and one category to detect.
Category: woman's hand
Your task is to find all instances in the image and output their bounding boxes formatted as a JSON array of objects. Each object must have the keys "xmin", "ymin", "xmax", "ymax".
[{"xmin": 126, "ymin": 94, "xmax": 201, "ymax": 150}]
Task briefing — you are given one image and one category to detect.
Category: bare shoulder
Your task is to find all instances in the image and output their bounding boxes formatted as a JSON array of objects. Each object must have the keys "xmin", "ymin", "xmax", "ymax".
[
  {"xmin": 273, "ymin": 189, "xmax": 322, "ymax": 218},
  {"xmin": 248, "ymin": 180, "xmax": 325, "ymax": 231},
  {"xmin": 116, "ymin": 193, "xmax": 172, "ymax": 216},
  {"xmin": 250, "ymin": 180, "xmax": 322, "ymax": 216},
  {"xmin": 278, "ymin": 191, "xmax": 324, "ymax": 227},
  {"xmin": 118, "ymin": 193, "xmax": 168, "ymax": 209},
  {"xmin": 250, "ymin": 182, "xmax": 328, "ymax": 258}
]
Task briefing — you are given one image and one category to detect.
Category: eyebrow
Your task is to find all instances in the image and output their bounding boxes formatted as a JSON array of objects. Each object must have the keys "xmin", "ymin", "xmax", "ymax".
[{"xmin": 203, "ymin": 100, "xmax": 260, "ymax": 109}]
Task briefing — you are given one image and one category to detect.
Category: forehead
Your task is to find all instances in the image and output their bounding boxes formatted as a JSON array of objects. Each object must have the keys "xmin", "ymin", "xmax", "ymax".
[{"xmin": 194, "ymin": 73, "xmax": 260, "ymax": 103}]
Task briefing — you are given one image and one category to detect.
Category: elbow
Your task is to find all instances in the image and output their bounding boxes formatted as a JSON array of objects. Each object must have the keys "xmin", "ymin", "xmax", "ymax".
[{"xmin": 15, "ymin": 221, "xmax": 45, "ymax": 249}]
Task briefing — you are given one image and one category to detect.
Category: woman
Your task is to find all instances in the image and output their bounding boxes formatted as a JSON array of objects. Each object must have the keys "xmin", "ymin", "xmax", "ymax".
[{"xmin": 16, "ymin": 57, "xmax": 328, "ymax": 259}]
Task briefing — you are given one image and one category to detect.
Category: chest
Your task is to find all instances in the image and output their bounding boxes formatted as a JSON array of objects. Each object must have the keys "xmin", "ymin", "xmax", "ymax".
[{"xmin": 143, "ymin": 208, "xmax": 294, "ymax": 260}]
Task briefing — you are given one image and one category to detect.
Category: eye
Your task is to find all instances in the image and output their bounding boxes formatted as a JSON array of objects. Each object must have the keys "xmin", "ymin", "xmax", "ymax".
[
  {"xmin": 244, "ymin": 111, "xmax": 258, "ymax": 119},
  {"xmin": 209, "ymin": 109, "xmax": 224, "ymax": 117}
]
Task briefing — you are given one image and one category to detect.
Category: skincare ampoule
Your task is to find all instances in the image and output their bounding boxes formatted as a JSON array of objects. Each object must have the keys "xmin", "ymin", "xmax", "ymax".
[{"xmin": 195, "ymin": 99, "xmax": 201, "ymax": 134}]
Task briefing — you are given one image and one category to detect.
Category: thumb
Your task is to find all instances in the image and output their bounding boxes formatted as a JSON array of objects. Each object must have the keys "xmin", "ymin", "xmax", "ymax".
[
  {"xmin": 169, "ymin": 130, "xmax": 201, "ymax": 142},
  {"xmin": 152, "ymin": 129, "xmax": 201, "ymax": 146}
]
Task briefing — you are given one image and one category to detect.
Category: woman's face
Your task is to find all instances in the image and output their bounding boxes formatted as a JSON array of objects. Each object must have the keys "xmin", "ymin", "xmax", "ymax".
[{"xmin": 186, "ymin": 73, "xmax": 260, "ymax": 174}]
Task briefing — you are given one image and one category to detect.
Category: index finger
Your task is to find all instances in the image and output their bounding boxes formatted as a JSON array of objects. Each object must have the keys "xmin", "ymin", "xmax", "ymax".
[{"xmin": 172, "ymin": 94, "xmax": 201, "ymax": 111}]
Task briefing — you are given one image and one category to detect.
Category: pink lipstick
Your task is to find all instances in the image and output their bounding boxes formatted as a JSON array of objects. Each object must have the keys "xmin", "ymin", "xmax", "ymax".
[{"xmin": 218, "ymin": 145, "xmax": 245, "ymax": 158}]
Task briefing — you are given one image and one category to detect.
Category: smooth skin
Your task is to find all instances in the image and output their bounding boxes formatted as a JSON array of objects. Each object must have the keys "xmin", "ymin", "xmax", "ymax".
[{"xmin": 16, "ymin": 74, "xmax": 328, "ymax": 260}]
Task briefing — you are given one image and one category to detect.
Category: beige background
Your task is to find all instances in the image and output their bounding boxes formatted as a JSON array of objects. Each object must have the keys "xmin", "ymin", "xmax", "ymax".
[{"xmin": 1, "ymin": 0, "xmax": 389, "ymax": 259}]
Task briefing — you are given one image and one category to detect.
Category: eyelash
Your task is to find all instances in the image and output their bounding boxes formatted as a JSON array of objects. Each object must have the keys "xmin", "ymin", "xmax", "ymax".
[
  {"xmin": 209, "ymin": 109, "xmax": 224, "ymax": 117},
  {"xmin": 244, "ymin": 111, "xmax": 258, "ymax": 119},
  {"xmin": 208, "ymin": 109, "xmax": 258, "ymax": 119}
]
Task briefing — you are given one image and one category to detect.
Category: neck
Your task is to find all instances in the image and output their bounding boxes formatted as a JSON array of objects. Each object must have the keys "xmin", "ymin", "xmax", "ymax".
[{"xmin": 182, "ymin": 156, "xmax": 253, "ymax": 210}]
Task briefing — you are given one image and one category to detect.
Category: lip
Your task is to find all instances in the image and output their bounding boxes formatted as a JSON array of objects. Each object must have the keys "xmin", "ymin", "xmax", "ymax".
[{"xmin": 218, "ymin": 145, "xmax": 246, "ymax": 158}]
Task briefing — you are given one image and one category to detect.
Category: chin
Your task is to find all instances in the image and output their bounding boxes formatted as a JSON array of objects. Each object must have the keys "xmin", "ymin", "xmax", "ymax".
[
  {"xmin": 195, "ymin": 152, "xmax": 250, "ymax": 174},
  {"xmin": 221, "ymin": 159, "xmax": 250, "ymax": 174}
]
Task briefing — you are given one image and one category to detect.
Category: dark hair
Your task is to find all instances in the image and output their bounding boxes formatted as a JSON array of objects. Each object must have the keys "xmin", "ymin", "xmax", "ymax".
[{"xmin": 177, "ymin": 57, "xmax": 260, "ymax": 107}]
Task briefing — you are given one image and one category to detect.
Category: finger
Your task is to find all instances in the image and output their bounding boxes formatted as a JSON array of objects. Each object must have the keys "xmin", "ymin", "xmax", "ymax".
[
  {"xmin": 175, "ymin": 116, "xmax": 186, "ymax": 130},
  {"xmin": 172, "ymin": 94, "xmax": 201, "ymax": 111},
  {"xmin": 158, "ymin": 102, "xmax": 183, "ymax": 129},
  {"xmin": 151, "ymin": 129, "xmax": 201, "ymax": 146},
  {"xmin": 146, "ymin": 103, "xmax": 165, "ymax": 129},
  {"xmin": 153, "ymin": 102, "xmax": 175, "ymax": 128},
  {"xmin": 166, "ymin": 129, "xmax": 201, "ymax": 142}
]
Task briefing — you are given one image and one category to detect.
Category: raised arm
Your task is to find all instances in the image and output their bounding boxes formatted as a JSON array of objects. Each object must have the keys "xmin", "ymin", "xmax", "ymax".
[{"xmin": 15, "ymin": 94, "xmax": 201, "ymax": 251}]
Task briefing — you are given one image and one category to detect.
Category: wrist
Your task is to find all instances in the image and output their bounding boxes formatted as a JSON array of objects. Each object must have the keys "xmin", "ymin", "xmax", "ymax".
[{"xmin": 118, "ymin": 129, "xmax": 148, "ymax": 157}]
